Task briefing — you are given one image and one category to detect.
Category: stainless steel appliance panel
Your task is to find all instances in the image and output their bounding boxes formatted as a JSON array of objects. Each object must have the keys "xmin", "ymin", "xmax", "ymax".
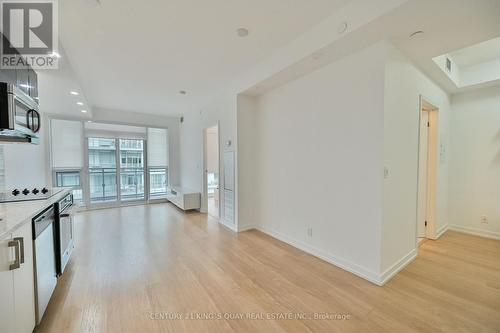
[{"xmin": 32, "ymin": 206, "xmax": 57, "ymax": 324}]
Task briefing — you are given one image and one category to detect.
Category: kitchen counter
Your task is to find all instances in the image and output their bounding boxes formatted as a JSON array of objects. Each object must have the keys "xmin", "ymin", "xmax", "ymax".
[{"xmin": 0, "ymin": 187, "xmax": 72, "ymax": 240}]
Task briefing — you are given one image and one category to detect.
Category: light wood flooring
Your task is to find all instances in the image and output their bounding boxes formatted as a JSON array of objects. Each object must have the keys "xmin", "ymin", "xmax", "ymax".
[{"xmin": 35, "ymin": 203, "xmax": 500, "ymax": 333}]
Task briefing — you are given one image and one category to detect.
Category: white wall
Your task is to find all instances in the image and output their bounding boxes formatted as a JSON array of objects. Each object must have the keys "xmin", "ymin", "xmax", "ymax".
[
  {"xmin": 382, "ymin": 44, "xmax": 451, "ymax": 279},
  {"xmin": 239, "ymin": 42, "xmax": 387, "ymax": 282},
  {"xmin": 236, "ymin": 41, "xmax": 454, "ymax": 285},
  {"xmin": 448, "ymin": 86, "xmax": 500, "ymax": 239},
  {"xmin": 2, "ymin": 138, "xmax": 48, "ymax": 189},
  {"xmin": 1, "ymin": 115, "xmax": 50, "ymax": 189},
  {"xmin": 179, "ymin": 96, "xmax": 237, "ymax": 226},
  {"xmin": 460, "ymin": 58, "xmax": 500, "ymax": 88},
  {"xmin": 236, "ymin": 95, "xmax": 258, "ymax": 231}
]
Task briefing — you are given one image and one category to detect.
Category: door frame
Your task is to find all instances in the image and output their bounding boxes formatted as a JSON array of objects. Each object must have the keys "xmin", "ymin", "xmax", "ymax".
[
  {"xmin": 416, "ymin": 95, "xmax": 439, "ymax": 242},
  {"xmin": 202, "ymin": 122, "xmax": 220, "ymax": 217}
]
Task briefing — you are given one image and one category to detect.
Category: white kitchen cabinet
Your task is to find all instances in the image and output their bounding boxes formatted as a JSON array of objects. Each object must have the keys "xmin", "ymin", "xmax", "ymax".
[
  {"xmin": 0, "ymin": 222, "xmax": 36, "ymax": 333},
  {"xmin": 13, "ymin": 223, "xmax": 36, "ymax": 333},
  {"xmin": 0, "ymin": 233, "xmax": 16, "ymax": 333}
]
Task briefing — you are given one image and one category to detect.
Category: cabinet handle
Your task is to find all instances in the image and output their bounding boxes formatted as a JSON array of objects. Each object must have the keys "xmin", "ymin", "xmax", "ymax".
[
  {"xmin": 26, "ymin": 109, "xmax": 33, "ymax": 131},
  {"xmin": 8, "ymin": 240, "xmax": 20, "ymax": 270},
  {"xmin": 32, "ymin": 110, "xmax": 41, "ymax": 133},
  {"xmin": 13, "ymin": 237, "xmax": 24, "ymax": 264},
  {"xmin": 59, "ymin": 213, "xmax": 71, "ymax": 218}
]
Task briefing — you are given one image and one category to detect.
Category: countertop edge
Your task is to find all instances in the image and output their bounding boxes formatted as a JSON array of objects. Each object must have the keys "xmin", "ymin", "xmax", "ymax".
[{"xmin": 0, "ymin": 188, "xmax": 72, "ymax": 240}]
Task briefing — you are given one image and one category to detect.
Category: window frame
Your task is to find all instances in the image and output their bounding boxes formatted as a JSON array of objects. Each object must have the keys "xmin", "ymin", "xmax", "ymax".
[
  {"xmin": 49, "ymin": 116, "xmax": 170, "ymax": 208},
  {"xmin": 52, "ymin": 168, "xmax": 84, "ymax": 204}
]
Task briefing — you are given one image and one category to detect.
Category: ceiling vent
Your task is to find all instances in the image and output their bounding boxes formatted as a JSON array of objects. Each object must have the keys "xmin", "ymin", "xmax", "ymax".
[{"xmin": 446, "ymin": 57, "xmax": 452, "ymax": 72}]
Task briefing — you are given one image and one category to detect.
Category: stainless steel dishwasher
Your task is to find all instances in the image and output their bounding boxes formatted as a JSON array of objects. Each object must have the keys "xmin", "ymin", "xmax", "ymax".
[{"xmin": 32, "ymin": 205, "xmax": 57, "ymax": 324}]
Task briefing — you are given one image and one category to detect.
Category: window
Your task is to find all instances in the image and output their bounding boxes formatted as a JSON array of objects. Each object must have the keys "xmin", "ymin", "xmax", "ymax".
[
  {"xmin": 147, "ymin": 128, "xmax": 168, "ymax": 199},
  {"xmin": 119, "ymin": 139, "xmax": 145, "ymax": 201},
  {"xmin": 88, "ymin": 138, "xmax": 118, "ymax": 203},
  {"xmin": 149, "ymin": 167, "xmax": 168, "ymax": 198},
  {"xmin": 50, "ymin": 120, "xmax": 170, "ymax": 207},
  {"xmin": 51, "ymin": 119, "xmax": 85, "ymax": 203},
  {"xmin": 54, "ymin": 170, "xmax": 83, "ymax": 202}
]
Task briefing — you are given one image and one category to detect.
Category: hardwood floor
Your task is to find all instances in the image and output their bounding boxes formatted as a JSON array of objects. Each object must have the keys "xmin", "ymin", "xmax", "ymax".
[{"xmin": 35, "ymin": 204, "xmax": 500, "ymax": 333}]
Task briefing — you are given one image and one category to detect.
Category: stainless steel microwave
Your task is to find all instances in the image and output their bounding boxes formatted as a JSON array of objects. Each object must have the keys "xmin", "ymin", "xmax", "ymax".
[{"xmin": 0, "ymin": 82, "xmax": 40, "ymax": 144}]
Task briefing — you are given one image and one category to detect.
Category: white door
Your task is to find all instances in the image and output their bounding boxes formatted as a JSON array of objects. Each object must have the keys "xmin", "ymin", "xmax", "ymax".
[
  {"xmin": 0, "ymin": 235, "xmax": 16, "ymax": 333},
  {"xmin": 417, "ymin": 111, "xmax": 429, "ymax": 238}
]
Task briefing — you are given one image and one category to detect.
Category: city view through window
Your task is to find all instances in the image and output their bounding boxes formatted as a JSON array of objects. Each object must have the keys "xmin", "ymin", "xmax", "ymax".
[
  {"xmin": 51, "ymin": 120, "xmax": 169, "ymax": 207},
  {"xmin": 87, "ymin": 137, "xmax": 167, "ymax": 204}
]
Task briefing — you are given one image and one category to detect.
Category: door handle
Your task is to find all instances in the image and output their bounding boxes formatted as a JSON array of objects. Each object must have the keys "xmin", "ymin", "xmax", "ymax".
[
  {"xmin": 13, "ymin": 237, "xmax": 24, "ymax": 264},
  {"xmin": 8, "ymin": 240, "xmax": 20, "ymax": 270}
]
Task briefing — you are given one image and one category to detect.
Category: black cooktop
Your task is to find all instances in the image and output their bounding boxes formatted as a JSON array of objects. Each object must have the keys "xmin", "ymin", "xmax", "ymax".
[{"xmin": 0, "ymin": 188, "xmax": 63, "ymax": 203}]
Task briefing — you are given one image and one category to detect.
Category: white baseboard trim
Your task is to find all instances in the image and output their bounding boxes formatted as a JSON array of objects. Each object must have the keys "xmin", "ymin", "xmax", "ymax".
[
  {"xmin": 379, "ymin": 248, "xmax": 417, "ymax": 285},
  {"xmin": 448, "ymin": 224, "xmax": 500, "ymax": 240},
  {"xmin": 254, "ymin": 226, "xmax": 384, "ymax": 286},
  {"xmin": 435, "ymin": 224, "xmax": 449, "ymax": 239},
  {"xmin": 238, "ymin": 224, "xmax": 257, "ymax": 232},
  {"xmin": 219, "ymin": 219, "xmax": 238, "ymax": 232}
]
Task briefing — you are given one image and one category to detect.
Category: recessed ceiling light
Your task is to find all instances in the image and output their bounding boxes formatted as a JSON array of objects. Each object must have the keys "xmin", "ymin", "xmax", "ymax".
[
  {"xmin": 47, "ymin": 51, "xmax": 61, "ymax": 58},
  {"xmin": 81, "ymin": 110, "xmax": 88, "ymax": 113},
  {"xmin": 409, "ymin": 31, "xmax": 424, "ymax": 38},
  {"xmin": 237, "ymin": 28, "xmax": 249, "ymax": 37},
  {"xmin": 77, "ymin": 102, "xmax": 84, "ymax": 106},
  {"xmin": 87, "ymin": 120, "xmax": 92, "ymax": 123},
  {"xmin": 70, "ymin": 91, "xmax": 79, "ymax": 95},
  {"xmin": 179, "ymin": 90, "xmax": 187, "ymax": 95}
]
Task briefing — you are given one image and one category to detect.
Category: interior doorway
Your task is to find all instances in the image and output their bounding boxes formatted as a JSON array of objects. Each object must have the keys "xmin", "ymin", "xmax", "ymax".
[
  {"xmin": 417, "ymin": 97, "xmax": 439, "ymax": 242},
  {"xmin": 203, "ymin": 124, "xmax": 220, "ymax": 218}
]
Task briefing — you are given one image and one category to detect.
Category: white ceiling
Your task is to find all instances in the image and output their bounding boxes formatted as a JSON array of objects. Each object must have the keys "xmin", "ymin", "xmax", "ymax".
[
  {"xmin": 38, "ymin": 45, "xmax": 92, "ymax": 119},
  {"xmin": 449, "ymin": 36, "xmax": 500, "ymax": 68},
  {"xmin": 388, "ymin": 0, "xmax": 500, "ymax": 94},
  {"xmin": 241, "ymin": 0, "xmax": 500, "ymax": 97},
  {"xmin": 58, "ymin": 0, "xmax": 350, "ymax": 116},
  {"xmin": 49, "ymin": 0, "xmax": 500, "ymax": 116}
]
